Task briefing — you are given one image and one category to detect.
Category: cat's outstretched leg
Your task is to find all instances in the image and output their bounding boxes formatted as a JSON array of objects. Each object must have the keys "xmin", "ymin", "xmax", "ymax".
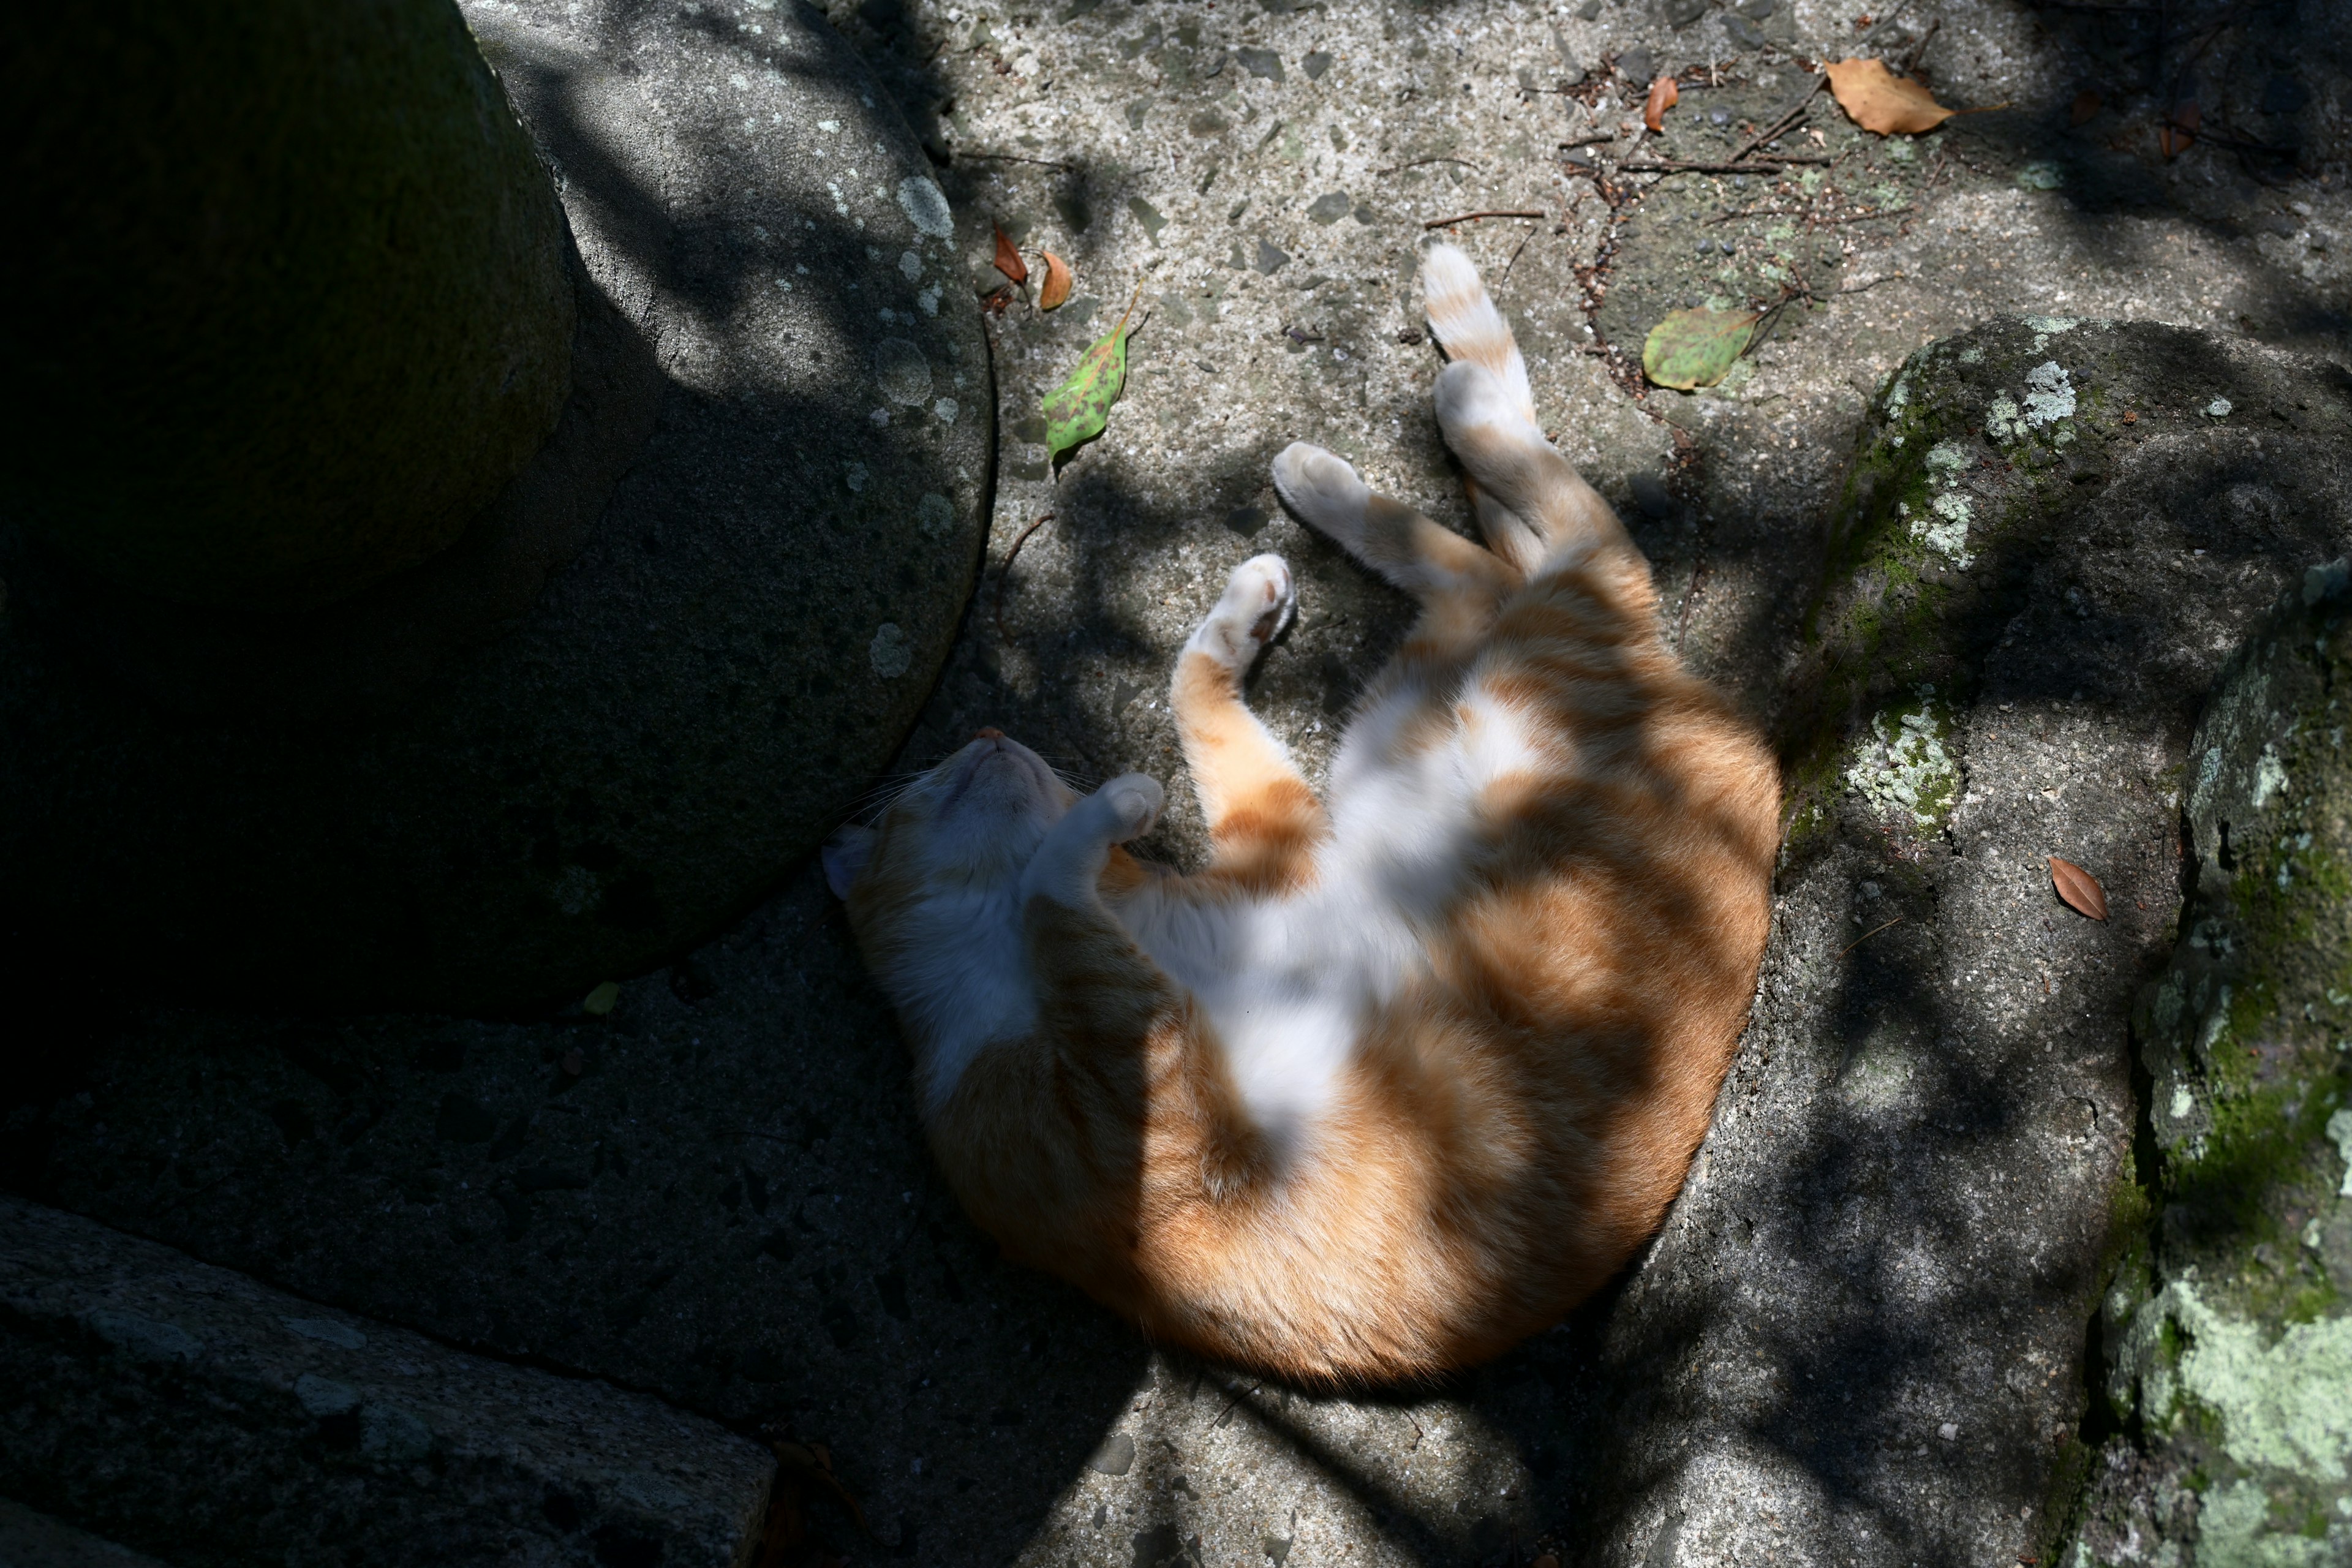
[
  {"xmin": 1272, "ymin": 443, "xmax": 1520, "ymax": 601},
  {"xmin": 1272, "ymin": 443, "xmax": 1517, "ymax": 663},
  {"xmin": 1421, "ymin": 243, "xmax": 1632, "ymax": 574},
  {"xmin": 1172, "ymin": 554, "xmax": 1327, "ymax": 892}
]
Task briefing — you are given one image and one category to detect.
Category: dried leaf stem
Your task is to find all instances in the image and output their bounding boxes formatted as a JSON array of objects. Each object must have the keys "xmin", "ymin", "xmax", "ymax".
[
  {"xmin": 963, "ymin": 150, "xmax": 1075, "ymax": 170},
  {"xmin": 1422, "ymin": 208, "xmax": 1548, "ymax": 228},
  {"xmin": 993, "ymin": 513, "xmax": 1054, "ymax": 638},
  {"xmin": 1839, "ymin": 916, "xmax": 1906, "ymax": 958},
  {"xmin": 1376, "ymin": 155, "xmax": 1484, "ymax": 174},
  {"xmin": 1619, "ymin": 156, "xmax": 1833, "ymax": 173}
]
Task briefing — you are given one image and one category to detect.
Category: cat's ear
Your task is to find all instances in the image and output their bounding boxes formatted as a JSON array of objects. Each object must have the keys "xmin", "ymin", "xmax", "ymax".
[{"xmin": 822, "ymin": 825, "xmax": 876, "ymax": 899}]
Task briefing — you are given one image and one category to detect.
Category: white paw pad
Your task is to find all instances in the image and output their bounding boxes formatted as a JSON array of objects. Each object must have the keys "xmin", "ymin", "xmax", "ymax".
[
  {"xmin": 1099, "ymin": 774, "xmax": 1164, "ymax": 839},
  {"xmin": 1224, "ymin": 554, "xmax": 1297, "ymax": 644},
  {"xmin": 1270, "ymin": 443, "xmax": 1370, "ymax": 534}
]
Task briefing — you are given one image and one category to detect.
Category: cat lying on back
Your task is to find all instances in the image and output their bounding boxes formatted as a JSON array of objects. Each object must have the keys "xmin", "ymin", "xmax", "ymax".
[{"xmin": 826, "ymin": 244, "xmax": 1780, "ymax": 1384}]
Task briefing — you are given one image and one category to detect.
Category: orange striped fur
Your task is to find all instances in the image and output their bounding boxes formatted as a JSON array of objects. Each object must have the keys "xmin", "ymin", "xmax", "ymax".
[{"xmin": 827, "ymin": 244, "xmax": 1779, "ymax": 1384}]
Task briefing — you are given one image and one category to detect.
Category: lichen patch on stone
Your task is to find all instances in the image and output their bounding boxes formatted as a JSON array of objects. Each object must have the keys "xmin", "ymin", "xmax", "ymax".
[
  {"xmin": 2023, "ymin": 361, "xmax": 2078, "ymax": 428},
  {"xmin": 895, "ymin": 176, "xmax": 953, "ymax": 240},
  {"xmin": 1842, "ymin": 693, "xmax": 1959, "ymax": 829},
  {"xmin": 1924, "ymin": 491, "xmax": 1976, "ymax": 568},
  {"xmin": 869, "ymin": 622, "xmax": 912, "ymax": 679}
]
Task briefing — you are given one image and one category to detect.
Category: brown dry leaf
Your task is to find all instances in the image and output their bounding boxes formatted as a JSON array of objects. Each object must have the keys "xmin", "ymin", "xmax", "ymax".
[
  {"xmin": 1038, "ymin": 251, "xmax": 1074, "ymax": 310},
  {"xmin": 2070, "ymin": 88, "xmax": 2103, "ymax": 126},
  {"xmin": 992, "ymin": 225, "xmax": 1028, "ymax": 286},
  {"xmin": 1826, "ymin": 57, "xmax": 1958, "ymax": 135},
  {"xmin": 753, "ymin": 1438, "xmax": 869, "ymax": 1568},
  {"xmin": 2158, "ymin": 99, "xmax": 2200, "ymax": 158},
  {"xmin": 1643, "ymin": 75, "xmax": 1680, "ymax": 132},
  {"xmin": 2049, "ymin": 856, "xmax": 2109, "ymax": 921}
]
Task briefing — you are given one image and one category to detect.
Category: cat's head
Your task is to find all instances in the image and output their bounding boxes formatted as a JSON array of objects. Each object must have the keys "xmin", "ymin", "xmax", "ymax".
[{"xmin": 822, "ymin": 729, "xmax": 1079, "ymax": 914}]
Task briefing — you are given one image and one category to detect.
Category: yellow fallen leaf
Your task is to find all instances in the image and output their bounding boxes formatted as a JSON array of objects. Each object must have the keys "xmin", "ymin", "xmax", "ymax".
[
  {"xmin": 1826, "ymin": 57, "xmax": 1956, "ymax": 135},
  {"xmin": 581, "ymin": 981, "xmax": 620, "ymax": 1015},
  {"xmin": 1038, "ymin": 251, "xmax": 1074, "ymax": 311}
]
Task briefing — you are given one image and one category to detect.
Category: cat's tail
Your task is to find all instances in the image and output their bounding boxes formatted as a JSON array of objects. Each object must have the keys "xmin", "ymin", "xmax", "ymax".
[{"xmin": 1420, "ymin": 243, "xmax": 1538, "ymax": 431}]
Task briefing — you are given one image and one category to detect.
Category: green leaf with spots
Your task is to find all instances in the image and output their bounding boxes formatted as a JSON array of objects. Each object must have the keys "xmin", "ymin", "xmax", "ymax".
[
  {"xmin": 1042, "ymin": 287, "xmax": 1142, "ymax": 462},
  {"xmin": 1642, "ymin": 306, "xmax": 1762, "ymax": 391}
]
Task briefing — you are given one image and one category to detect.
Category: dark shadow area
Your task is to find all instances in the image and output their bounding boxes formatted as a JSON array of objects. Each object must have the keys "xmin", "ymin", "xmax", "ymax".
[{"xmin": 10, "ymin": 0, "xmax": 2352, "ymax": 1564}]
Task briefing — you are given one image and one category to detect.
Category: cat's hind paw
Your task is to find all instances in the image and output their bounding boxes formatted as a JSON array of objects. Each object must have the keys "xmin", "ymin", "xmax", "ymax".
[{"xmin": 1187, "ymin": 553, "xmax": 1295, "ymax": 671}]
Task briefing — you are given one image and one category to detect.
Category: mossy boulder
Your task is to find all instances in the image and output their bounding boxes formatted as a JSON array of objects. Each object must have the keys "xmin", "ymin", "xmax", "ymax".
[
  {"xmin": 7, "ymin": 0, "xmax": 575, "ymax": 609},
  {"xmin": 1784, "ymin": 317, "xmax": 2352, "ymax": 868},
  {"xmin": 2070, "ymin": 564, "xmax": 2352, "ymax": 1567}
]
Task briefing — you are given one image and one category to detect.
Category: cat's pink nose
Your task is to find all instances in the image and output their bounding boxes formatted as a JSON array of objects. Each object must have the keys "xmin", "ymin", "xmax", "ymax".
[{"xmin": 973, "ymin": 726, "xmax": 1004, "ymax": 741}]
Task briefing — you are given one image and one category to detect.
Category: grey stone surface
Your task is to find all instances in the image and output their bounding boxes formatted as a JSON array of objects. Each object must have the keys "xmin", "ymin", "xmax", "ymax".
[
  {"xmin": 1555, "ymin": 318, "xmax": 2352, "ymax": 1567},
  {"xmin": 0, "ymin": 0, "xmax": 989, "ymax": 1014},
  {"xmin": 0, "ymin": 1196, "xmax": 772, "ymax": 1568},
  {"xmin": 2067, "ymin": 566, "xmax": 2352, "ymax": 1567},
  {"xmin": 9, "ymin": 0, "xmax": 2352, "ymax": 1564},
  {"xmin": 0, "ymin": 1499, "xmax": 165, "ymax": 1568}
]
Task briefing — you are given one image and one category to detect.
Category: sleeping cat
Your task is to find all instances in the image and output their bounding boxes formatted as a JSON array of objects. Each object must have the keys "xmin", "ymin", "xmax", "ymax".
[{"xmin": 825, "ymin": 244, "xmax": 1781, "ymax": 1384}]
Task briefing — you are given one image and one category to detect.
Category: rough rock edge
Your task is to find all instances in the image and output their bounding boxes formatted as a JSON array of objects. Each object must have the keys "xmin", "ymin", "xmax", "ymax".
[
  {"xmin": 2065, "ymin": 563, "xmax": 2352, "ymax": 1568},
  {"xmin": 0, "ymin": 1196, "xmax": 774, "ymax": 1568}
]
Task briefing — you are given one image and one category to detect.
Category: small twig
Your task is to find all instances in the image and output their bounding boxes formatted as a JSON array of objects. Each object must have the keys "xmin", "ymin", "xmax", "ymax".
[
  {"xmin": 1730, "ymin": 0, "xmax": 1920, "ymax": 165},
  {"xmin": 1839, "ymin": 916, "xmax": 1905, "ymax": 958},
  {"xmin": 1559, "ymin": 130, "xmax": 1619, "ymax": 150},
  {"xmin": 962, "ymin": 151, "xmax": 1075, "ymax": 171},
  {"xmin": 1708, "ymin": 203, "xmax": 1911, "ymax": 224},
  {"xmin": 1898, "ymin": 16, "xmax": 1942, "ymax": 76},
  {"xmin": 992, "ymin": 512, "xmax": 1054, "ymax": 638},
  {"xmin": 1673, "ymin": 554, "xmax": 1709, "ymax": 647},
  {"xmin": 1376, "ymin": 155, "xmax": 1485, "ymax": 175},
  {"xmin": 2177, "ymin": 127, "xmax": 2299, "ymax": 157},
  {"xmin": 1733, "ymin": 88, "xmax": 1824, "ymax": 164},
  {"xmin": 1422, "ymin": 208, "xmax": 1547, "ymax": 228},
  {"xmin": 1839, "ymin": 271, "xmax": 1906, "ymax": 293},
  {"xmin": 1496, "ymin": 222, "xmax": 1539, "ymax": 289},
  {"xmin": 1620, "ymin": 157, "xmax": 1831, "ymax": 173}
]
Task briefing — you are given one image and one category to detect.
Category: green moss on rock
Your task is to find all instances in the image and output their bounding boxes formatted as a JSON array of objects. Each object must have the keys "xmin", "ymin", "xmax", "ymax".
[
  {"xmin": 1782, "ymin": 318, "xmax": 2144, "ymax": 854},
  {"xmin": 2073, "ymin": 563, "xmax": 2352, "ymax": 1566}
]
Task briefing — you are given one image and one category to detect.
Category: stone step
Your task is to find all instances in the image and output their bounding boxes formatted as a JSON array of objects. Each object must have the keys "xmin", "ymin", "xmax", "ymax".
[
  {"xmin": 0, "ymin": 1196, "xmax": 772, "ymax": 1568},
  {"xmin": 0, "ymin": 1498, "xmax": 166, "ymax": 1568}
]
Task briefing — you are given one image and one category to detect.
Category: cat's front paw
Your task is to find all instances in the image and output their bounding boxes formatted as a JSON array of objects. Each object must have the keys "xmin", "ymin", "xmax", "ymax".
[
  {"xmin": 1096, "ymin": 773, "xmax": 1165, "ymax": 840},
  {"xmin": 1189, "ymin": 554, "xmax": 1297, "ymax": 669}
]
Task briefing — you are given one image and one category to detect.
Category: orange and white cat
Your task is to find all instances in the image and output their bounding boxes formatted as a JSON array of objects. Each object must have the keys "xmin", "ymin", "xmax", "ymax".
[{"xmin": 826, "ymin": 244, "xmax": 1780, "ymax": 1384}]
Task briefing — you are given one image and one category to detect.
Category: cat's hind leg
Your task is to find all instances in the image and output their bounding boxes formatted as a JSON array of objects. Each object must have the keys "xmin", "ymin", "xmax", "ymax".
[
  {"xmin": 1272, "ymin": 443, "xmax": 1517, "ymax": 668},
  {"xmin": 1420, "ymin": 244, "xmax": 1633, "ymax": 573},
  {"xmin": 1172, "ymin": 554, "xmax": 1327, "ymax": 892}
]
